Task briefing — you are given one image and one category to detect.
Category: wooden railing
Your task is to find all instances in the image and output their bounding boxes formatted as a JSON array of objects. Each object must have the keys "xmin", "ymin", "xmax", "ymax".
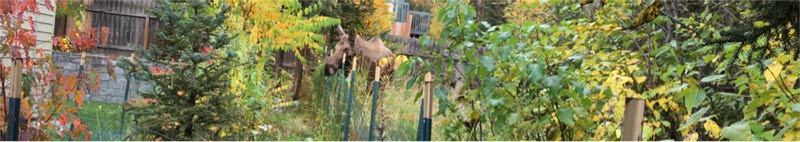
[{"xmin": 409, "ymin": 11, "xmax": 431, "ymax": 36}]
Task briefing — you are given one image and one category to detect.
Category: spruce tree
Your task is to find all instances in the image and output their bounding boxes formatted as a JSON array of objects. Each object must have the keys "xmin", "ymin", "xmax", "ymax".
[{"xmin": 117, "ymin": 0, "xmax": 239, "ymax": 140}]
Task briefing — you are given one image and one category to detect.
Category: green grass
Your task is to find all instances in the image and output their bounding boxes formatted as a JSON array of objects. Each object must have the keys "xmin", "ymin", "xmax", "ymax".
[
  {"xmin": 277, "ymin": 68, "xmax": 427, "ymax": 141},
  {"xmin": 50, "ymin": 101, "xmax": 132, "ymax": 141},
  {"xmin": 51, "ymin": 65, "xmax": 427, "ymax": 141}
]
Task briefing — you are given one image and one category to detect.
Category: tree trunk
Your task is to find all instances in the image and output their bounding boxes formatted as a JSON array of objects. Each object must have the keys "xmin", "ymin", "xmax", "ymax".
[{"xmin": 292, "ymin": 47, "xmax": 308, "ymax": 100}]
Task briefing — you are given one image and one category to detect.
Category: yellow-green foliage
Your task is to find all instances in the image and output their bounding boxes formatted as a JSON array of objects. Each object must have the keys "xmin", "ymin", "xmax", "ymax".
[
  {"xmin": 352, "ymin": 0, "xmax": 394, "ymax": 37},
  {"xmin": 406, "ymin": 0, "xmax": 800, "ymax": 141},
  {"xmin": 222, "ymin": 0, "xmax": 339, "ymax": 98}
]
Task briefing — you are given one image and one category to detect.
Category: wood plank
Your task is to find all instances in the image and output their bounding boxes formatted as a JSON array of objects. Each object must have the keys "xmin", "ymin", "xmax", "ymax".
[{"xmin": 622, "ymin": 97, "xmax": 645, "ymax": 141}]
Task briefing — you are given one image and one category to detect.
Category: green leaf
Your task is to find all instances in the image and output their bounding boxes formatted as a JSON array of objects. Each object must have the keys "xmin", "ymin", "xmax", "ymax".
[
  {"xmin": 406, "ymin": 74, "xmax": 419, "ymax": 90},
  {"xmin": 679, "ymin": 106, "xmax": 711, "ymax": 130},
  {"xmin": 701, "ymin": 74, "xmax": 726, "ymax": 82},
  {"xmin": 792, "ymin": 103, "xmax": 800, "ymax": 112},
  {"xmin": 557, "ymin": 108, "xmax": 575, "ymax": 127},
  {"xmin": 414, "ymin": 91, "xmax": 423, "ymax": 102},
  {"xmin": 447, "ymin": 9, "xmax": 456, "ymax": 18},
  {"xmin": 489, "ymin": 98, "xmax": 504, "ymax": 106},
  {"xmin": 669, "ymin": 83, "xmax": 688, "ymax": 92},
  {"xmin": 543, "ymin": 76, "xmax": 563, "ymax": 90},
  {"xmin": 419, "ymin": 36, "xmax": 432, "ymax": 46},
  {"xmin": 776, "ymin": 118, "xmax": 798, "ymax": 138},
  {"xmin": 434, "ymin": 86, "xmax": 449, "ymax": 115},
  {"xmin": 753, "ymin": 21, "xmax": 769, "ymax": 28},
  {"xmin": 683, "ymin": 87, "xmax": 706, "ymax": 110},
  {"xmin": 529, "ymin": 63, "xmax": 544, "ymax": 82},
  {"xmin": 481, "ymin": 56, "xmax": 495, "ymax": 71},
  {"xmin": 507, "ymin": 113, "xmax": 520, "ymax": 125},
  {"xmin": 396, "ymin": 61, "xmax": 410, "ymax": 78},
  {"xmin": 721, "ymin": 121, "xmax": 754, "ymax": 140},
  {"xmin": 749, "ymin": 121, "xmax": 764, "ymax": 134}
]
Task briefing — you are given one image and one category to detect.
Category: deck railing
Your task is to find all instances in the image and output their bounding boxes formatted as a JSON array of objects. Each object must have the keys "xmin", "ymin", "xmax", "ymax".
[{"xmin": 409, "ymin": 11, "xmax": 431, "ymax": 36}]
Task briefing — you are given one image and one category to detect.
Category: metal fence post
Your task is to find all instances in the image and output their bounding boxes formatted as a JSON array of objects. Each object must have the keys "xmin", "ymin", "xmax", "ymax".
[
  {"xmin": 120, "ymin": 73, "xmax": 132, "ymax": 134},
  {"xmin": 336, "ymin": 54, "xmax": 347, "ymax": 110},
  {"xmin": 120, "ymin": 55, "xmax": 135, "ymax": 136},
  {"xmin": 416, "ymin": 98, "xmax": 424, "ymax": 141},
  {"xmin": 368, "ymin": 67, "xmax": 381, "ymax": 141},
  {"xmin": 343, "ymin": 57, "xmax": 357, "ymax": 141},
  {"xmin": 69, "ymin": 52, "xmax": 87, "ymax": 141}
]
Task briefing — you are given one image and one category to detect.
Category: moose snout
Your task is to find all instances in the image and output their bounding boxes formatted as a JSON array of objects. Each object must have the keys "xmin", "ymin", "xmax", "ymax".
[{"xmin": 325, "ymin": 64, "xmax": 337, "ymax": 76}]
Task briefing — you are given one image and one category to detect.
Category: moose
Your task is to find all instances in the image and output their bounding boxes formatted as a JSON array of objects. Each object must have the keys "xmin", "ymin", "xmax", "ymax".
[{"xmin": 324, "ymin": 25, "xmax": 399, "ymax": 83}]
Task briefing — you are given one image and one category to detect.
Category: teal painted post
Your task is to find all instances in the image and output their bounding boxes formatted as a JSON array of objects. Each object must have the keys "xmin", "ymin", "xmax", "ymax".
[
  {"xmin": 6, "ymin": 98, "xmax": 19, "ymax": 141},
  {"xmin": 6, "ymin": 59, "xmax": 23, "ymax": 141},
  {"xmin": 120, "ymin": 73, "xmax": 132, "ymax": 134},
  {"xmin": 69, "ymin": 64, "xmax": 85, "ymax": 141},
  {"xmin": 368, "ymin": 67, "xmax": 381, "ymax": 141},
  {"xmin": 69, "ymin": 53, "xmax": 87, "ymax": 141},
  {"xmin": 416, "ymin": 98, "xmax": 424, "ymax": 141},
  {"xmin": 343, "ymin": 58, "xmax": 357, "ymax": 141}
]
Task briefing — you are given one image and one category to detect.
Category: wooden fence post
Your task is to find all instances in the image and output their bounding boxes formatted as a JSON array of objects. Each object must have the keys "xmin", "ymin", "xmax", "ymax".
[
  {"xmin": 417, "ymin": 72, "xmax": 433, "ymax": 141},
  {"xmin": 423, "ymin": 72, "xmax": 433, "ymax": 141},
  {"xmin": 6, "ymin": 58, "xmax": 23, "ymax": 141},
  {"xmin": 622, "ymin": 97, "xmax": 645, "ymax": 141},
  {"xmin": 368, "ymin": 67, "xmax": 381, "ymax": 141}
]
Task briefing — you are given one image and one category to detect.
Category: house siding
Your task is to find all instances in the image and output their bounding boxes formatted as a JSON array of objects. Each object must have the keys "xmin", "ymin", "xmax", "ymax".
[{"xmin": 0, "ymin": 0, "xmax": 56, "ymax": 59}]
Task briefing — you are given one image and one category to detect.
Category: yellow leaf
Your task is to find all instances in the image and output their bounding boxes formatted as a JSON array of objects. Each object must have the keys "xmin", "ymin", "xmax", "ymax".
[
  {"xmin": 743, "ymin": 44, "xmax": 752, "ymax": 51},
  {"xmin": 378, "ymin": 57, "xmax": 390, "ymax": 67},
  {"xmin": 703, "ymin": 119, "xmax": 721, "ymax": 138},
  {"xmin": 76, "ymin": 91, "xmax": 85, "ymax": 107},
  {"xmin": 777, "ymin": 53, "xmax": 792, "ymax": 64},
  {"xmin": 764, "ymin": 61, "xmax": 784, "ymax": 83},
  {"xmin": 784, "ymin": 131, "xmax": 797, "ymax": 141},
  {"xmin": 636, "ymin": 76, "xmax": 647, "ymax": 83},
  {"xmin": 684, "ymin": 131, "xmax": 699, "ymax": 141}
]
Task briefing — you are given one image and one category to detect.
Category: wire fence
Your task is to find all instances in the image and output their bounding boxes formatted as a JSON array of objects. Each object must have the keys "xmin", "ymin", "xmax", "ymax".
[
  {"xmin": 322, "ymin": 59, "xmax": 386, "ymax": 141},
  {"xmin": 29, "ymin": 53, "xmax": 395, "ymax": 141}
]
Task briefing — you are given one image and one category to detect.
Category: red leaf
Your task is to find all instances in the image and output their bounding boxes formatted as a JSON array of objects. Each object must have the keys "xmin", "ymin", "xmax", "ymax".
[
  {"xmin": 75, "ymin": 90, "xmax": 85, "ymax": 107},
  {"xmin": 71, "ymin": 118, "xmax": 81, "ymax": 126},
  {"xmin": 52, "ymin": 37, "xmax": 60, "ymax": 46},
  {"xmin": 26, "ymin": 0, "xmax": 39, "ymax": 14},
  {"xmin": 201, "ymin": 45, "xmax": 212, "ymax": 55},
  {"xmin": 84, "ymin": 131, "xmax": 91, "ymax": 140},
  {"xmin": 100, "ymin": 27, "xmax": 110, "ymax": 46},
  {"xmin": 59, "ymin": 114, "xmax": 67, "ymax": 125},
  {"xmin": 44, "ymin": 0, "xmax": 53, "ymax": 11},
  {"xmin": 19, "ymin": 31, "xmax": 36, "ymax": 47},
  {"xmin": 37, "ymin": 48, "xmax": 43, "ymax": 57},
  {"xmin": 45, "ymin": 71, "xmax": 54, "ymax": 84},
  {"xmin": 27, "ymin": 16, "xmax": 34, "ymax": 31},
  {"xmin": 15, "ymin": 1, "xmax": 28, "ymax": 15}
]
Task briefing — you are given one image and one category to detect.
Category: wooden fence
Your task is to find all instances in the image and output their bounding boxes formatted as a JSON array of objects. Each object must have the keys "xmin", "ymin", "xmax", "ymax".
[{"xmin": 86, "ymin": 0, "xmax": 158, "ymax": 51}]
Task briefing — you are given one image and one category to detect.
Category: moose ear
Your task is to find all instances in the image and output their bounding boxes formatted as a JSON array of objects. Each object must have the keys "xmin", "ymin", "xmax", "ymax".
[{"xmin": 336, "ymin": 25, "xmax": 346, "ymax": 36}]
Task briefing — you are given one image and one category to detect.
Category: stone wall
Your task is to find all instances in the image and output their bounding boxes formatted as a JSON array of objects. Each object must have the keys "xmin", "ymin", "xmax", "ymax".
[{"xmin": 53, "ymin": 51, "xmax": 153, "ymax": 103}]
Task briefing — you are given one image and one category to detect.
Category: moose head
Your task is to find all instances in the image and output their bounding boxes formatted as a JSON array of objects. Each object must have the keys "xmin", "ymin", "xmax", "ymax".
[
  {"xmin": 324, "ymin": 25, "xmax": 395, "ymax": 76},
  {"xmin": 324, "ymin": 25, "xmax": 355, "ymax": 76}
]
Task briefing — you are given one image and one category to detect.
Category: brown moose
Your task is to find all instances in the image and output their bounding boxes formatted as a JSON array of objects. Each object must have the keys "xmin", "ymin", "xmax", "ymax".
[{"xmin": 324, "ymin": 25, "xmax": 398, "ymax": 83}]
